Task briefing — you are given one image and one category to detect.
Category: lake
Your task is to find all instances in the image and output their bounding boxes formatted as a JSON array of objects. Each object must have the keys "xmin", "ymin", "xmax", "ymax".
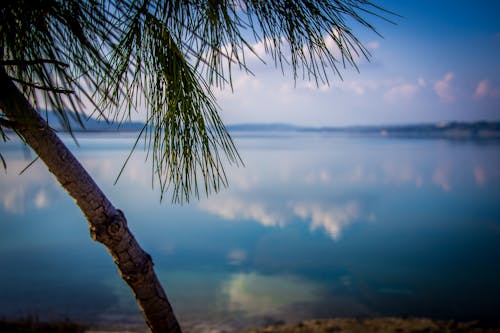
[{"xmin": 1, "ymin": 132, "xmax": 500, "ymax": 330}]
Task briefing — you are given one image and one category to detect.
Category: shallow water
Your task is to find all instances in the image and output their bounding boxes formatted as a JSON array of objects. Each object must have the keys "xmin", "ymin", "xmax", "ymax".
[{"xmin": 1, "ymin": 132, "xmax": 499, "ymax": 329}]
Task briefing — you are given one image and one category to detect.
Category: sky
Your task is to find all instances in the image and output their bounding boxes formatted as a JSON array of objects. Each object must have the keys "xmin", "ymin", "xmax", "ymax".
[{"xmin": 211, "ymin": 0, "xmax": 500, "ymax": 126}]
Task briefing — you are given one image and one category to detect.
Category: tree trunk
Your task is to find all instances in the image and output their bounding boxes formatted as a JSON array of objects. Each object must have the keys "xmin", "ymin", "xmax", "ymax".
[{"xmin": 0, "ymin": 68, "xmax": 182, "ymax": 333}]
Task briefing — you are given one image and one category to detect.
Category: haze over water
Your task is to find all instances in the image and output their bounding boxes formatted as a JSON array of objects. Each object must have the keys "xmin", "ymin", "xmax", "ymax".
[{"xmin": 1, "ymin": 132, "xmax": 499, "ymax": 330}]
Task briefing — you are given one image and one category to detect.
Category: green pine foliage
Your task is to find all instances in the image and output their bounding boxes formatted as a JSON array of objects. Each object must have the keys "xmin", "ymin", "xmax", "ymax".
[{"xmin": 0, "ymin": 0, "xmax": 393, "ymax": 202}]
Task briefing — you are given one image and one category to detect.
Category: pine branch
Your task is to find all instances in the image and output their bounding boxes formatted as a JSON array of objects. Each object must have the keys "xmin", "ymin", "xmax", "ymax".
[
  {"xmin": 8, "ymin": 76, "xmax": 74, "ymax": 94},
  {"xmin": 0, "ymin": 117, "xmax": 17, "ymax": 129},
  {"xmin": 0, "ymin": 59, "xmax": 69, "ymax": 68}
]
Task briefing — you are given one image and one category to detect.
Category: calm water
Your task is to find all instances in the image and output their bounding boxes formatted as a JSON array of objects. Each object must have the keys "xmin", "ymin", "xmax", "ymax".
[{"xmin": 1, "ymin": 132, "xmax": 500, "ymax": 329}]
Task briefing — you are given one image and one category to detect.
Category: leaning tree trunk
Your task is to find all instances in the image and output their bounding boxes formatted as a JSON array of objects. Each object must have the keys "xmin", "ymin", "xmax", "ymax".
[{"xmin": 0, "ymin": 68, "xmax": 182, "ymax": 333}]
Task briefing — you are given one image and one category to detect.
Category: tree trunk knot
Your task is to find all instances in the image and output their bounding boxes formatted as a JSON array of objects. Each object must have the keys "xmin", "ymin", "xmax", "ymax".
[
  {"xmin": 107, "ymin": 209, "xmax": 127, "ymax": 239},
  {"xmin": 90, "ymin": 209, "xmax": 128, "ymax": 243}
]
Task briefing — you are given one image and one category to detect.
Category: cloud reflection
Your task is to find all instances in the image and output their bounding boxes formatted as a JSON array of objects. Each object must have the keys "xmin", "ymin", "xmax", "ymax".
[
  {"xmin": 381, "ymin": 161, "xmax": 423, "ymax": 187},
  {"xmin": 473, "ymin": 166, "xmax": 486, "ymax": 186},
  {"xmin": 199, "ymin": 196, "xmax": 284, "ymax": 227},
  {"xmin": 223, "ymin": 272, "xmax": 319, "ymax": 316},
  {"xmin": 0, "ymin": 160, "xmax": 60, "ymax": 215},
  {"xmin": 227, "ymin": 249, "xmax": 247, "ymax": 266},
  {"xmin": 34, "ymin": 189, "xmax": 50, "ymax": 208},
  {"xmin": 432, "ymin": 166, "xmax": 452, "ymax": 192},
  {"xmin": 2, "ymin": 187, "xmax": 25, "ymax": 214},
  {"xmin": 199, "ymin": 194, "xmax": 370, "ymax": 241},
  {"xmin": 292, "ymin": 201, "xmax": 360, "ymax": 240},
  {"xmin": 304, "ymin": 168, "xmax": 331, "ymax": 185},
  {"xmin": 0, "ymin": 147, "xmax": 158, "ymax": 216}
]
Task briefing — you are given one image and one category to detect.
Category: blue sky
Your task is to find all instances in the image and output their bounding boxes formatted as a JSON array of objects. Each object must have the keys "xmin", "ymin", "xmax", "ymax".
[{"xmin": 213, "ymin": 0, "xmax": 500, "ymax": 126}]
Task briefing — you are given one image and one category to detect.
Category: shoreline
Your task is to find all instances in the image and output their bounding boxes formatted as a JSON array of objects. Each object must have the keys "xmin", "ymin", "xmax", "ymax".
[
  {"xmin": 2, "ymin": 317, "xmax": 500, "ymax": 333},
  {"xmin": 245, "ymin": 318, "xmax": 500, "ymax": 333}
]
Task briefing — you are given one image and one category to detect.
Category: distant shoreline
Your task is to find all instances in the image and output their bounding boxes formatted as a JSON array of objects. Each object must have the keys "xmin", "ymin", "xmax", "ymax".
[
  {"xmin": 245, "ymin": 318, "xmax": 500, "ymax": 333},
  {"xmin": 2, "ymin": 317, "xmax": 500, "ymax": 333},
  {"xmin": 4, "ymin": 110, "xmax": 500, "ymax": 139},
  {"xmin": 225, "ymin": 121, "xmax": 500, "ymax": 139}
]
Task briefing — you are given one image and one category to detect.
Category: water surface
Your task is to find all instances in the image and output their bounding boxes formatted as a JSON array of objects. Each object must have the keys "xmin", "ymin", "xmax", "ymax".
[{"xmin": 1, "ymin": 132, "xmax": 499, "ymax": 329}]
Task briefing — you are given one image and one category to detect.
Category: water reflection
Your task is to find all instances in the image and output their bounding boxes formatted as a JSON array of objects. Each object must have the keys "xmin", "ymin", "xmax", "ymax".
[
  {"xmin": 292, "ymin": 201, "xmax": 361, "ymax": 240},
  {"xmin": 199, "ymin": 195, "xmax": 374, "ymax": 241},
  {"xmin": 199, "ymin": 197, "xmax": 285, "ymax": 227},
  {"xmin": 0, "ymin": 160, "xmax": 61, "ymax": 214},
  {"xmin": 2, "ymin": 186, "xmax": 25, "ymax": 214},
  {"xmin": 1, "ymin": 133, "xmax": 500, "ymax": 326},
  {"xmin": 432, "ymin": 165, "xmax": 452, "ymax": 192},
  {"xmin": 473, "ymin": 166, "xmax": 486, "ymax": 186},
  {"xmin": 381, "ymin": 160, "xmax": 423, "ymax": 187},
  {"xmin": 197, "ymin": 147, "xmax": 380, "ymax": 240},
  {"xmin": 195, "ymin": 136, "xmax": 500, "ymax": 243},
  {"xmin": 223, "ymin": 272, "xmax": 320, "ymax": 316},
  {"xmin": 227, "ymin": 249, "xmax": 247, "ymax": 265}
]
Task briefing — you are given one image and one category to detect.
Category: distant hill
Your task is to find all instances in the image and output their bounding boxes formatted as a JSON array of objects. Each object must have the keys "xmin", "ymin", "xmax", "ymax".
[
  {"xmin": 345, "ymin": 121, "xmax": 500, "ymax": 138},
  {"xmin": 226, "ymin": 123, "xmax": 305, "ymax": 132},
  {"xmin": 35, "ymin": 111, "xmax": 500, "ymax": 139},
  {"xmin": 227, "ymin": 121, "xmax": 500, "ymax": 139},
  {"xmin": 42, "ymin": 111, "xmax": 145, "ymax": 132}
]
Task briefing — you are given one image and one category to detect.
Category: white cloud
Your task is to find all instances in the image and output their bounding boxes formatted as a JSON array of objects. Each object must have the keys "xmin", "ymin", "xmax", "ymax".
[
  {"xmin": 475, "ymin": 80, "xmax": 490, "ymax": 97},
  {"xmin": 366, "ymin": 41, "xmax": 380, "ymax": 50},
  {"xmin": 434, "ymin": 72, "xmax": 455, "ymax": 102},
  {"xmin": 248, "ymin": 38, "xmax": 269, "ymax": 60},
  {"xmin": 475, "ymin": 79, "xmax": 500, "ymax": 98},
  {"xmin": 337, "ymin": 79, "xmax": 382, "ymax": 96},
  {"xmin": 342, "ymin": 81, "xmax": 369, "ymax": 95},
  {"xmin": 384, "ymin": 82, "xmax": 420, "ymax": 103},
  {"xmin": 323, "ymin": 28, "xmax": 343, "ymax": 59},
  {"xmin": 336, "ymin": 77, "xmax": 420, "ymax": 99},
  {"xmin": 302, "ymin": 81, "xmax": 330, "ymax": 92}
]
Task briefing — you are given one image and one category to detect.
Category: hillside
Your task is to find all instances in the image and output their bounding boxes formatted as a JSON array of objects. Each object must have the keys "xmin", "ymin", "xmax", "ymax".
[
  {"xmin": 33, "ymin": 111, "xmax": 500, "ymax": 139},
  {"xmin": 42, "ymin": 111, "xmax": 144, "ymax": 132}
]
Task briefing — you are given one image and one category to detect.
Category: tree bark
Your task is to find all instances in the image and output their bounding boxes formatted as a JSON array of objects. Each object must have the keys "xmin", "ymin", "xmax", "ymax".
[{"xmin": 0, "ymin": 67, "xmax": 182, "ymax": 333}]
